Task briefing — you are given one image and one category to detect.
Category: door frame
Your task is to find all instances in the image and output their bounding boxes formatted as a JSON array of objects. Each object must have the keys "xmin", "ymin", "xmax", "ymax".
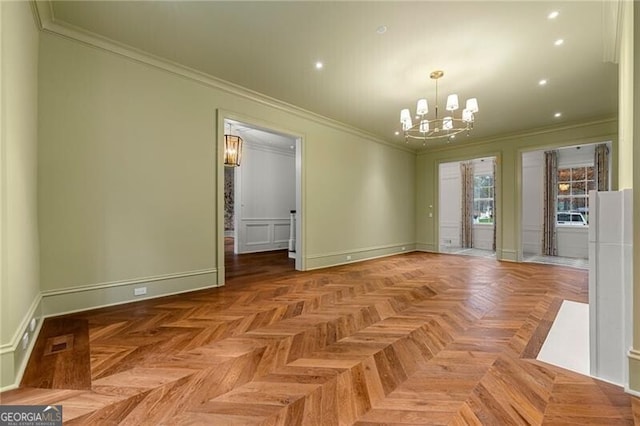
[{"xmin": 216, "ymin": 109, "xmax": 305, "ymax": 285}]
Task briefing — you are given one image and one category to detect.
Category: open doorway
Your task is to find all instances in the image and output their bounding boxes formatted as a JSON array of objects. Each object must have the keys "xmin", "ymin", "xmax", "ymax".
[
  {"xmin": 438, "ymin": 156, "xmax": 497, "ymax": 259},
  {"xmin": 220, "ymin": 117, "xmax": 303, "ymax": 284},
  {"xmin": 520, "ymin": 142, "xmax": 611, "ymax": 269}
]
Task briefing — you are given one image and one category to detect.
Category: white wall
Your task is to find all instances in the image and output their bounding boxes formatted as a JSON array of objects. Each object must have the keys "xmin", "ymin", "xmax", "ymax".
[
  {"xmin": 522, "ymin": 151, "xmax": 544, "ymax": 255},
  {"xmin": 558, "ymin": 144, "xmax": 596, "ymax": 168},
  {"xmin": 438, "ymin": 162, "xmax": 461, "ymax": 248},
  {"xmin": 589, "ymin": 189, "xmax": 633, "ymax": 386},
  {"xmin": 0, "ymin": 1, "xmax": 41, "ymax": 389},
  {"xmin": 236, "ymin": 141, "xmax": 295, "ymax": 253}
]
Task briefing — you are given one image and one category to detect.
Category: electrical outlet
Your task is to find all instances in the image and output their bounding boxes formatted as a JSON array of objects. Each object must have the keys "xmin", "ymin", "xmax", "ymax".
[
  {"xmin": 22, "ymin": 333, "xmax": 29, "ymax": 350},
  {"xmin": 30, "ymin": 318, "xmax": 36, "ymax": 333},
  {"xmin": 134, "ymin": 287, "xmax": 147, "ymax": 296},
  {"xmin": 346, "ymin": 255, "xmax": 352, "ymax": 261}
]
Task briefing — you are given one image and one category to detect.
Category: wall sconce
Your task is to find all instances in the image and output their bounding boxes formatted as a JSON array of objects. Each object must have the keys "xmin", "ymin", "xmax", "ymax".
[{"xmin": 224, "ymin": 135, "xmax": 243, "ymax": 167}]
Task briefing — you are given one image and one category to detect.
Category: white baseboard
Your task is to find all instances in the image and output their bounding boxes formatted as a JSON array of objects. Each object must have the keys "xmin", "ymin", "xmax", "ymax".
[
  {"xmin": 627, "ymin": 349, "xmax": 640, "ymax": 395},
  {"xmin": 0, "ymin": 295, "xmax": 43, "ymax": 392},
  {"xmin": 499, "ymin": 249, "xmax": 518, "ymax": 262},
  {"xmin": 0, "ymin": 269, "xmax": 219, "ymax": 391},
  {"xmin": 415, "ymin": 242, "xmax": 437, "ymax": 252},
  {"xmin": 305, "ymin": 243, "xmax": 416, "ymax": 270},
  {"xmin": 41, "ymin": 269, "xmax": 218, "ymax": 317}
]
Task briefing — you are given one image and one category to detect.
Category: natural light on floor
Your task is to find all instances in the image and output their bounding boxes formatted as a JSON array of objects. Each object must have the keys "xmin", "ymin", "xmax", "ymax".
[{"xmin": 537, "ymin": 300, "xmax": 590, "ymax": 376}]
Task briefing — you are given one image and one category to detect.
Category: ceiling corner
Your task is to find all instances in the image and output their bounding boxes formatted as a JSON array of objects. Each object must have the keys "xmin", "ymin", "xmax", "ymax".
[{"xmin": 32, "ymin": 0, "xmax": 55, "ymax": 31}]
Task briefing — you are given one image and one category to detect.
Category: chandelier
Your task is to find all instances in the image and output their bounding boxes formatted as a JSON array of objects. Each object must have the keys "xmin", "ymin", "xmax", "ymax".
[{"xmin": 400, "ymin": 70, "xmax": 478, "ymax": 143}]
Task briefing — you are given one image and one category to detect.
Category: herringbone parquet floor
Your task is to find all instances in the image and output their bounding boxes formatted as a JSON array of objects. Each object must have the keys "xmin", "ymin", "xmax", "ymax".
[{"xmin": 2, "ymin": 251, "xmax": 638, "ymax": 425}]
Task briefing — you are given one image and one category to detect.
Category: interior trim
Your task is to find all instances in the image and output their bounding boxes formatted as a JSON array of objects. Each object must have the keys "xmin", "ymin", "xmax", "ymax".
[
  {"xmin": 40, "ymin": 268, "xmax": 217, "ymax": 297},
  {"xmin": 31, "ymin": 1, "xmax": 412, "ymax": 155}
]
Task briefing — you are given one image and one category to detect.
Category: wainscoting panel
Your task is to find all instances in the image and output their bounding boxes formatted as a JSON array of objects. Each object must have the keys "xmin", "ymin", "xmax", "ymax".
[
  {"xmin": 245, "ymin": 223, "xmax": 270, "ymax": 246},
  {"xmin": 557, "ymin": 227, "xmax": 588, "ymax": 259},
  {"xmin": 238, "ymin": 219, "xmax": 290, "ymax": 253},
  {"xmin": 273, "ymin": 222, "xmax": 290, "ymax": 244},
  {"xmin": 522, "ymin": 226, "xmax": 542, "ymax": 255},
  {"xmin": 472, "ymin": 225, "xmax": 494, "ymax": 250},
  {"xmin": 439, "ymin": 223, "xmax": 460, "ymax": 248}
]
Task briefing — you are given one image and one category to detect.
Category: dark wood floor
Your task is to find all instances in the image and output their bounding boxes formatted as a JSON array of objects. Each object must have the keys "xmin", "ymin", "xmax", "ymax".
[
  {"xmin": 1, "ymin": 249, "xmax": 638, "ymax": 424},
  {"xmin": 224, "ymin": 237, "xmax": 296, "ymax": 285}
]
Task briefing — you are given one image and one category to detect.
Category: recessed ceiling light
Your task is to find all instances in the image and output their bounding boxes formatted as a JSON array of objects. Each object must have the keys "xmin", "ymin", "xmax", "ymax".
[
  {"xmin": 554, "ymin": 39, "xmax": 564, "ymax": 46},
  {"xmin": 539, "ymin": 79, "xmax": 548, "ymax": 86},
  {"xmin": 376, "ymin": 25, "xmax": 387, "ymax": 34},
  {"xmin": 394, "ymin": 131, "xmax": 400, "ymax": 136},
  {"xmin": 548, "ymin": 11, "xmax": 559, "ymax": 19},
  {"xmin": 554, "ymin": 112, "xmax": 562, "ymax": 118},
  {"xmin": 315, "ymin": 61, "xmax": 323, "ymax": 69}
]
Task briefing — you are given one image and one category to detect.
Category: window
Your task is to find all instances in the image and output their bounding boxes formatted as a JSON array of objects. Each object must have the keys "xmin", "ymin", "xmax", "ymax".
[
  {"xmin": 557, "ymin": 166, "xmax": 594, "ymax": 224},
  {"xmin": 473, "ymin": 174, "xmax": 493, "ymax": 224}
]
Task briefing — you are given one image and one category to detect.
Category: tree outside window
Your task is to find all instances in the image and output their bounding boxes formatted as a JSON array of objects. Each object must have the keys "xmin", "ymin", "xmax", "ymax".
[
  {"xmin": 473, "ymin": 174, "xmax": 494, "ymax": 224},
  {"xmin": 557, "ymin": 166, "xmax": 595, "ymax": 224}
]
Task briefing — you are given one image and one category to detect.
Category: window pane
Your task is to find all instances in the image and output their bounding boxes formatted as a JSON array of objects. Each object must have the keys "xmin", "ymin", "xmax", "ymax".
[
  {"xmin": 572, "ymin": 181, "xmax": 586, "ymax": 195},
  {"xmin": 586, "ymin": 167, "xmax": 595, "ymax": 180},
  {"xmin": 572, "ymin": 167, "xmax": 586, "ymax": 181},
  {"xmin": 558, "ymin": 183, "xmax": 570, "ymax": 195},
  {"xmin": 473, "ymin": 174, "xmax": 493, "ymax": 224},
  {"xmin": 558, "ymin": 169, "xmax": 571, "ymax": 182},
  {"xmin": 573, "ymin": 197, "xmax": 587, "ymax": 211},
  {"xmin": 587, "ymin": 180, "xmax": 595, "ymax": 191},
  {"xmin": 557, "ymin": 198, "xmax": 570, "ymax": 212}
]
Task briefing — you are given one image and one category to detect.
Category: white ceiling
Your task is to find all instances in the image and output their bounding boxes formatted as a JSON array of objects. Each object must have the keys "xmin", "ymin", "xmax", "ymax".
[
  {"xmin": 226, "ymin": 119, "xmax": 296, "ymax": 153},
  {"xmin": 49, "ymin": 1, "xmax": 618, "ymax": 148}
]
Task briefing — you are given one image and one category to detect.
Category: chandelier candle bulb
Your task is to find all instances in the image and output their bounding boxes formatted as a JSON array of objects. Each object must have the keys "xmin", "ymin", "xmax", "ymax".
[{"xmin": 399, "ymin": 70, "xmax": 478, "ymax": 142}]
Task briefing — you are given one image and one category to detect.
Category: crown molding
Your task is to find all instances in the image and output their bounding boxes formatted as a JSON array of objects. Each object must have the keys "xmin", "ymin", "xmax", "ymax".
[
  {"xmin": 243, "ymin": 139, "xmax": 295, "ymax": 158},
  {"xmin": 416, "ymin": 117, "xmax": 617, "ymax": 156},
  {"xmin": 31, "ymin": 1, "xmax": 414, "ymax": 155}
]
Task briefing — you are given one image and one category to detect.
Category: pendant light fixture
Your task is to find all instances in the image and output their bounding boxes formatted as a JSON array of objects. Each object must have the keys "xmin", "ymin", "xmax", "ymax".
[
  {"xmin": 400, "ymin": 70, "xmax": 478, "ymax": 143},
  {"xmin": 223, "ymin": 130, "xmax": 243, "ymax": 167}
]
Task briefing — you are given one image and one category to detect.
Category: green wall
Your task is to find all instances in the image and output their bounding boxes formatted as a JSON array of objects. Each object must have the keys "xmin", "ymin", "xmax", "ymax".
[
  {"xmin": 0, "ymin": 1, "xmax": 42, "ymax": 389},
  {"xmin": 36, "ymin": 31, "xmax": 416, "ymax": 314}
]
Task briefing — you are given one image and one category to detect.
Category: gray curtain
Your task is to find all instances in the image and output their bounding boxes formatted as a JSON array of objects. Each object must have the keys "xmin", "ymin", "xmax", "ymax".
[
  {"xmin": 460, "ymin": 161, "xmax": 474, "ymax": 248},
  {"xmin": 594, "ymin": 143, "xmax": 610, "ymax": 191},
  {"xmin": 542, "ymin": 150, "xmax": 558, "ymax": 256}
]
